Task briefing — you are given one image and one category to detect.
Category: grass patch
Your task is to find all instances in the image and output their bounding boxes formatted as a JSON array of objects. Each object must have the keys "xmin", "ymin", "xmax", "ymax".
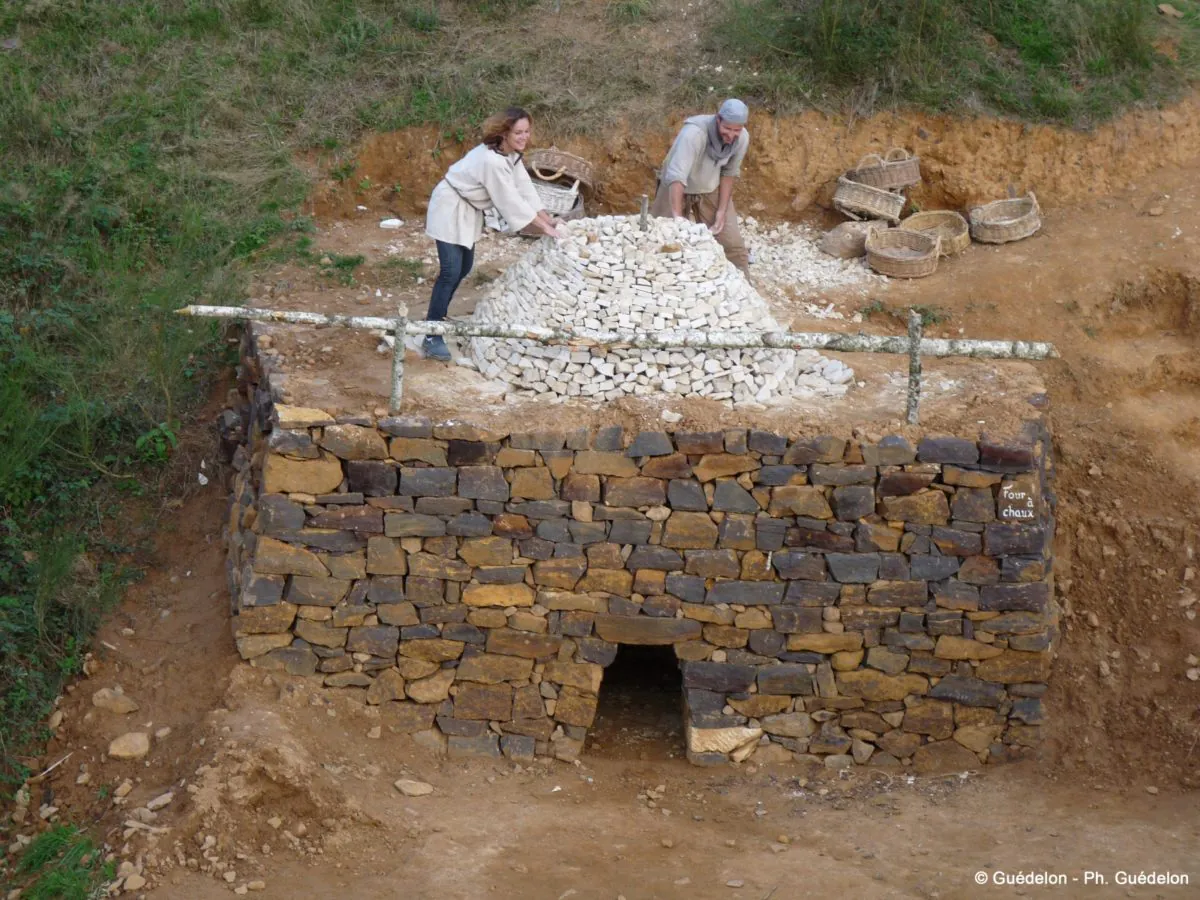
[
  {"xmin": 13, "ymin": 825, "xmax": 114, "ymax": 900},
  {"xmin": 711, "ymin": 0, "xmax": 1200, "ymax": 125}
]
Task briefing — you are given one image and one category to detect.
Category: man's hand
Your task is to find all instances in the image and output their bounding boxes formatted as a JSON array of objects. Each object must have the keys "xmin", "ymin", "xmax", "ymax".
[{"xmin": 710, "ymin": 208, "xmax": 727, "ymax": 237}]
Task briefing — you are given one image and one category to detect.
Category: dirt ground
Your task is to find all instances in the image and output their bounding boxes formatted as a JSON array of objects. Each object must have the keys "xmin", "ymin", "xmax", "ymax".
[{"xmin": 6, "ymin": 100, "xmax": 1200, "ymax": 897}]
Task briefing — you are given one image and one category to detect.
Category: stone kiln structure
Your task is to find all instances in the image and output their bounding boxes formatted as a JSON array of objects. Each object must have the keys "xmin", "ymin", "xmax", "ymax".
[
  {"xmin": 226, "ymin": 341, "xmax": 1057, "ymax": 769},
  {"xmin": 469, "ymin": 217, "xmax": 855, "ymax": 405}
]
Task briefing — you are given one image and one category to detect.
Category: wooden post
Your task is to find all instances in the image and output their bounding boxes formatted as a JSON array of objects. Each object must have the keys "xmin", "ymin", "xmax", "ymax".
[
  {"xmin": 640, "ymin": 194, "xmax": 649, "ymax": 231},
  {"xmin": 906, "ymin": 308, "xmax": 923, "ymax": 425},
  {"xmin": 390, "ymin": 306, "xmax": 408, "ymax": 414}
]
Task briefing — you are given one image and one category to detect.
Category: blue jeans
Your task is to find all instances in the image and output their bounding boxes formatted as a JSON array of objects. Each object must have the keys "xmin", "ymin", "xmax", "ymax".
[{"xmin": 426, "ymin": 240, "xmax": 475, "ymax": 322}]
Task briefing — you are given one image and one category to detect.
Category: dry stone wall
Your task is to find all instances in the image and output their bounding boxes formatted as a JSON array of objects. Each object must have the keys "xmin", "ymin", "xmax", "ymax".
[{"xmin": 226, "ymin": 370, "xmax": 1056, "ymax": 770}]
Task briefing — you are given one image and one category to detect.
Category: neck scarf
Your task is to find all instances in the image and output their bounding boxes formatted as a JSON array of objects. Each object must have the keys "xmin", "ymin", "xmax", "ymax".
[{"xmin": 705, "ymin": 115, "xmax": 738, "ymax": 165}]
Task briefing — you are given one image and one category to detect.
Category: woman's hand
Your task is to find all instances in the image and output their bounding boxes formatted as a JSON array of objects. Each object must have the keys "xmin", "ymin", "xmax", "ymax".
[{"xmin": 540, "ymin": 220, "xmax": 563, "ymax": 240}]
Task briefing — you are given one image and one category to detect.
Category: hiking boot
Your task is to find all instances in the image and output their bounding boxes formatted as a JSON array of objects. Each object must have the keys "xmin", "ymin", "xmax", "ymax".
[{"xmin": 422, "ymin": 335, "xmax": 451, "ymax": 362}]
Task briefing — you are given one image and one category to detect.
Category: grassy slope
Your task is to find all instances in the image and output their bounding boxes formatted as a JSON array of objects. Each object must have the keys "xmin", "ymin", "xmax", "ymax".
[
  {"xmin": 714, "ymin": 0, "xmax": 1200, "ymax": 124},
  {"xmin": 0, "ymin": 0, "xmax": 1197, "ymax": 834}
]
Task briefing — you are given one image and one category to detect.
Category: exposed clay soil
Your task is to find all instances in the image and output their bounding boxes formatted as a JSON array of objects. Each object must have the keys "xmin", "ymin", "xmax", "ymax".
[{"xmin": 6, "ymin": 105, "xmax": 1200, "ymax": 897}]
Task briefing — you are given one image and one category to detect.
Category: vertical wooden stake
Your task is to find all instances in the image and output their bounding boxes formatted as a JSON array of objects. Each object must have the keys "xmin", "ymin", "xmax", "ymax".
[
  {"xmin": 390, "ymin": 307, "xmax": 408, "ymax": 415},
  {"xmin": 640, "ymin": 194, "xmax": 649, "ymax": 231},
  {"xmin": 906, "ymin": 308, "xmax": 923, "ymax": 425}
]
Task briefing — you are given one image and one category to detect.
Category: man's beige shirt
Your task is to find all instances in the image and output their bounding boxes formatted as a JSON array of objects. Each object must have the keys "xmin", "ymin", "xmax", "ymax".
[{"xmin": 660, "ymin": 115, "xmax": 750, "ymax": 196}]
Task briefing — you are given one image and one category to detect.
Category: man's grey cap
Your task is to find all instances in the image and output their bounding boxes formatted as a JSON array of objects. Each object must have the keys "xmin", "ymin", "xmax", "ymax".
[{"xmin": 718, "ymin": 98, "xmax": 749, "ymax": 125}]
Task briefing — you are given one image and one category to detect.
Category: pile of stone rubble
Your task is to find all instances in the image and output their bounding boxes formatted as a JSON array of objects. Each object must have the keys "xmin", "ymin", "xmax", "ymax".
[{"xmin": 469, "ymin": 216, "xmax": 853, "ymax": 406}]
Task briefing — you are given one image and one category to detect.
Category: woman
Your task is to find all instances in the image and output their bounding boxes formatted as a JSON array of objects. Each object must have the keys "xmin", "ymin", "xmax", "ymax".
[{"xmin": 422, "ymin": 106, "xmax": 562, "ymax": 361}]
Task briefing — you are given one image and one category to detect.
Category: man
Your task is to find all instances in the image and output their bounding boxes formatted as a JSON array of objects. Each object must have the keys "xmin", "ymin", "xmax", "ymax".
[{"xmin": 650, "ymin": 98, "xmax": 750, "ymax": 271}]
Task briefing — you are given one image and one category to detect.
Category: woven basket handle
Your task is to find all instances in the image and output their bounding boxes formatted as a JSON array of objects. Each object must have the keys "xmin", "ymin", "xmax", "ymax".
[
  {"xmin": 855, "ymin": 154, "xmax": 884, "ymax": 170},
  {"xmin": 885, "ymin": 147, "xmax": 911, "ymax": 162},
  {"xmin": 532, "ymin": 164, "xmax": 569, "ymax": 182},
  {"xmin": 1028, "ymin": 190, "xmax": 1039, "ymax": 214}
]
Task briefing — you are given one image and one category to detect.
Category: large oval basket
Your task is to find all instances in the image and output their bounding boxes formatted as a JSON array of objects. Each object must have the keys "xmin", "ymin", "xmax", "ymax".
[
  {"xmin": 525, "ymin": 147, "xmax": 595, "ymax": 189},
  {"xmin": 848, "ymin": 148, "xmax": 922, "ymax": 191},
  {"xmin": 968, "ymin": 192, "xmax": 1041, "ymax": 244},
  {"xmin": 899, "ymin": 210, "xmax": 970, "ymax": 256},
  {"xmin": 834, "ymin": 176, "xmax": 905, "ymax": 224},
  {"xmin": 865, "ymin": 228, "xmax": 941, "ymax": 278},
  {"xmin": 530, "ymin": 177, "xmax": 580, "ymax": 216}
]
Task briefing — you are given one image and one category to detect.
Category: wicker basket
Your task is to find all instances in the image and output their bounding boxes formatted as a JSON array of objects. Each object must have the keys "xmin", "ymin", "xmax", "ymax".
[
  {"xmin": 968, "ymin": 192, "xmax": 1041, "ymax": 244},
  {"xmin": 865, "ymin": 228, "xmax": 941, "ymax": 278},
  {"xmin": 531, "ymin": 177, "xmax": 581, "ymax": 216},
  {"xmin": 834, "ymin": 176, "xmax": 906, "ymax": 224},
  {"xmin": 525, "ymin": 147, "xmax": 595, "ymax": 188},
  {"xmin": 899, "ymin": 210, "xmax": 970, "ymax": 256},
  {"xmin": 848, "ymin": 148, "xmax": 922, "ymax": 191}
]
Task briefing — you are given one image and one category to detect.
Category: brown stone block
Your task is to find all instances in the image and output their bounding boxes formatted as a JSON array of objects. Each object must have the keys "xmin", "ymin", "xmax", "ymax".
[
  {"xmin": 389, "ymin": 438, "xmax": 448, "ymax": 466},
  {"xmin": 456, "ymin": 653, "xmax": 534, "ymax": 684},
  {"xmin": 595, "ymin": 615, "xmax": 702, "ymax": 645},
  {"xmin": 693, "ymin": 454, "xmax": 760, "ymax": 483},
  {"xmin": 577, "ymin": 568, "xmax": 634, "ymax": 596},
  {"xmin": 454, "ymin": 683, "xmax": 513, "ymax": 720},
  {"xmin": 487, "ymin": 629, "xmax": 563, "ymax": 659},
  {"xmin": 879, "ymin": 491, "xmax": 950, "ymax": 525},
  {"xmin": 376, "ymin": 601, "xmax": 419, "ymax": 627},
  {"xmin": 703, "ymin": 624, "xmax": 749, "ymax": 648},
  {"xmin": 347, "ymin": 625, "xmax": 399, "ymax": 657},
  {"xmin": 544, "ymin": 660, "xmax": 604, "ymax": 694},
  {"xmin": 496, "ymin": 448, "xmax": 537, "ymax": 467},
  {"xmin": 934, "ymin": 636, "xmax": 1004, "ymax": 660},
  {"xmin": 494, "ymin": 514, "xmax": 534, "ymax": 538},
  {"xmin": 262, "ymin": 450, "xmax": 344, "ymax": 495},
  {"xmin": 902, "ymin": 700, "xmax": 955, "ymax": 739},
  {"xmin": 877, "ymin": 729, "xmax": 922, "ymax": 759},
  {"xmin": 366, "ymin": 669, "xmax": 407, "ymax": 705},
  {"xmin": 951, "ymin": 487, "xmax": 996, "ymax": 523},
  {"xmin": 236, "ymin": 633, "xmax": 293, "ymax": 659},
  {"xmin": 399, "ymin": 639, "xmax": 465, "ymax": 662},
  {"xmin": 538, "ymin": 591, "xmax": 607, "ymax": 613},
  {"xmin": 943, "ymin": 466, "xmax": 1002, "ymax": 488},
  {"xmin": 768, "ymin": 485, "xmax": 832, "ymax": 519},
  {"xmin": 408, "ymin": 553, "xmax": 472, "ymax": 582},
  {"xmin": 662, "ymin": 512, "xmax": 719, "ymax": 549},
  {"xmin": 855, "ymin": 523, "xmax": 902, "ymax": 553},
  {"xmin": 309, "ymin": 505, "xmax": 383, "ymax": 534},
  {"xmin": 511, "ymin": 467, "xmax": 555, "ymax": 500},
  {"xmin": 675, "ymin": 431, "xmax": 724, "ymax": 454},
  {"xmin": 233, "ymin": 601, "xmax": 298, "ymax": 635},
  {"xmin": 729, "ymin": 695, "xmax": 792, "ymax": 717},
  {"xmin": 840, "ymin": 607, "xmax": 901, "ymax": 631},
  {"xmin": 674, "ymin": 640, "xmax": 714, "ymax": 661},
  {"xmin": 406, "ymin": 669, "xmax": 456, "ymax": 704},
  {"xmin": 561, "ymin": 473, "xmax": 601, "ymax": 502},
  {"xmin": 605, "ymin": 476, "xmax": 667, "ymax": 508},
  {"xmin": 554, "ymin": 687, "xmax": 599, "ymax": 727},
  {"xmin": 787, "ymin": 633, "xmax": 863, "ymax": 653},
  {"xmin": 835, "ymin": 670, "xmax": 928, "ymax": 701},
  {"xmin": 253, "ymin": 537, "xmax": 329, "ymax": 577},
  {"xmin": 641, "ymin": 453, "xmax": 693, "ymax": 479},
  {"xmin": 684, "ymin": 549, "xmax": 740, "ymax": 578},
  {"xmin": 782, "ymin": 436, "xmax": 846, "ymax": 465},
  {"xmin": 912, "ymin": 740, "xmax": 980, "ymax": 774},
  {"xmin": 459, "ymin": 536, "xmax": 514, "ymax": 568},
  {"xmin": 462, "ymin": 583, "xmax": 534, "ymax": 608},
  {"xmin": 287, "ymin": 576, "xmax": 351, "ymax": 607},
  {"xmin": 734, "ymin": 608, "xmax": 772, "ymax": 629},
  {"xmin": 294, "ymin": 616, "xmax": 349, "ymax": 648},
  {"xmin": 632, "ymin": 569, "xmax": 666, "ymax": 595},
  {"xmin": 533, "ymin": 558, "xmax": 587, "ymax": 590},
  {"xmin": 680, "ymin": 603, "xmax": 735, "ymax": 625},
  {"xmin": 867, "ymin": 581, "xmax": 928, "ymax": 607},
  {"xmin": 508, "ymin": 611, "xmax": 548, "ymax": 633},
  {"xmin": 975, "ymin": 650, "xmax": 1051, "ymax": 683},
  {"xmin": 574, "ymin": 451, "xmax": 638, "ymax": 477},
  {"xmin": 739, "ymin": 550, "xmax": 773, "ymax": 581}
]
